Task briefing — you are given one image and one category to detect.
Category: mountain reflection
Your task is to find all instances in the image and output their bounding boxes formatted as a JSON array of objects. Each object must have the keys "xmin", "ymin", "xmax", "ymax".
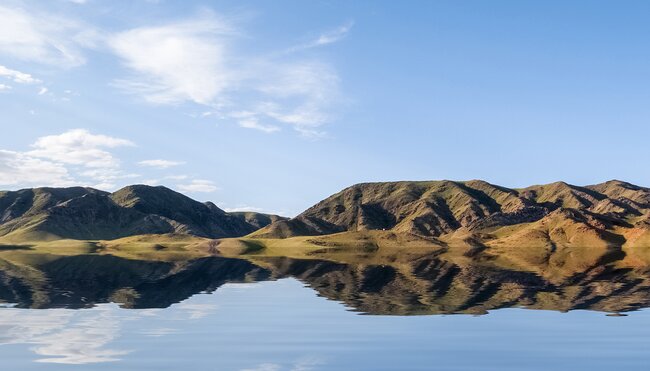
[
  {"xmin": 1, "ymin": 253, "xmax": 650, "ymax": 315},
  {"xmin": 0, "ymin": 255, "xmax": 270, "ymax": 309}
]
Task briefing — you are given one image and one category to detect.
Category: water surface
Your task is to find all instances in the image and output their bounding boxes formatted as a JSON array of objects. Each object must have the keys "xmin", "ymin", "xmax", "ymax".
[{"xmin": 1, "ymin": 255, "xmax": 650, "ymax": 370}]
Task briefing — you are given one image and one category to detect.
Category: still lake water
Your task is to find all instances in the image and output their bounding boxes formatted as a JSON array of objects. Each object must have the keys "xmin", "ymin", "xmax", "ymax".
[{"xmin": 1, "ymin": 276, "xmax": 650, "ymax": 370}]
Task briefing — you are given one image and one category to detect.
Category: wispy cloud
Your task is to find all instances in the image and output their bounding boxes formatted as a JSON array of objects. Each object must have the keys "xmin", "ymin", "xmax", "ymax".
[
  {"xmin": 138, "ymin": 159, "xmax": 186, "ymax": 169},
  {"xmin": 288, "ymin": 21, "xmax": 354, "ymax": 52},
  {"xmin": 0, "ymin": 65, "xmax": 41, "ymax": 84},
  {"xmin": 165, "ymin": 174, "xmax": 188, "ymax": 180},
  {"xmin": 314, "ymin": 21, "xmax": 354, "ymax": 46},
  {"xmin": 0, "ymin": 4, "xmax": 348, "ymax": 137},
  {"xmin": 176, "ymin": 179, "xmax": 219, "ymax": 193},
  {"xmin": 108, "ymin": 12, "xmax": 233, "ymax": 105},
  {"xmin": 230, "ymin": 111, "xmax": 281, "ymax": 133},
  {"xmin": 0, "ymin": 5, "xmax": 97, "ymax": 67},
  {"xmin": 251, "ymin": 61, "xmax": 340, "ymax": 137},
  {"xmin": 238, "ymin": 118, "xmax": 281, "ymax": 133},
  {"xmin": 108, "ymin": 13, "xmax": 346, "ymax": 136}
]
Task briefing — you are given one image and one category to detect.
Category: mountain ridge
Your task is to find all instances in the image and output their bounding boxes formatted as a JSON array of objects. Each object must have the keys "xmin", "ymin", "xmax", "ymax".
[
  {"xmin": 250, "ymin": 179, "xmax": 650, "ymax": 250},
  {"xmin": 1, "ymin": 180, "xmax": 649, "ymax": 253},
  {"xmin": 0, "ymin": 184, "xmax": 285, "ymax": 241}
]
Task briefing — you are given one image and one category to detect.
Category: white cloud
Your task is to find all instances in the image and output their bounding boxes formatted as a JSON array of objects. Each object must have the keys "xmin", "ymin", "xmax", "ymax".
[
  {"xmin": 0, "ymin": 65, "xmax": 40, "ymax": 84},
  {"xmin": 140, "ymin": 175, "xmax": 191, "ymax": 186},
  {"xmin": 0, "ymin": 4, "xmax": 346, "ymax": 136},
  {"xmin": 109, "ymin": 14, "xmax": 232, "ymax": 105},
  {"xmin": 238, "ymin": 119, "xmax": 279, "ymax": 133},
  {"xmin": 0, "ymin": 83, "xmax": 11, "ymax": 91},
  {"xmin": 176, "ymin": 179, "xmax": 218, "ymax": 193},
  {"xmin": 91, "ymin": 182, "xmax": 116, "ymax": 190},
  {"xmin": 165, "ymin": 174, "xmax": 188, "ymax": 180},
  {"xmin": 28, "ymin": 129, "xmax": 134, "ymax": 169},
  {"xmin": 0, "ymin": 150, "xmax": 74, "ymax": 187},
  {"xmin": 80, "ymin": 169, "xmax": 140, "ymax": 191},
  {"xmin": 0, "ymin": 130, "xmax": 218, "ymax": 192},
  {"xmin": 108, "ymin": 14, "xmax": 343, "ymax": 136},
  {"xmin": 138, "ymin": 159, "xmax": 185, "ymax": 169},
  {"xmin": 315, "ymin": 21, "xmax": 354, "ymax": 46},
  {"xmin": 220, "ymin": 60, "xmax": 340, "ymax": 137},
  {"xmin": 140, "ymin": 178, "xmax": 161, "ymax": 186},
  {"xmin": 252, "ymin": 61, "xmax": 339, "ymax": 136},
  {"xmin": 38, "ymin": 87, "xmax": 48, "ymax": 95},
  {"xmin": 0, "ymin": 130, "xmax": 136, "ymax": 190},
  {"xmin": 288, "ymin": 21, "xmax": 354, "ymax": 52},
  {"xmin": 0, "ymin": 6, "xmax": 95, "ymax": 67}
]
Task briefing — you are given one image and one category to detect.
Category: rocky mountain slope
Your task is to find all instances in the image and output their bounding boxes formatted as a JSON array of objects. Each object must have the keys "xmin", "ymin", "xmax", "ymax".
[
  {"xmin": 0, "ymin": 185, "xmax": 282, "ymax": 241},
  {"xmin": 250, "ymin": 180, "xmax": 650, "ymax": 249}
]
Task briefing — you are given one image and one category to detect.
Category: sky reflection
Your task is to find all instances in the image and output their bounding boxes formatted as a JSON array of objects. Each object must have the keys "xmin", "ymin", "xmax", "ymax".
[{"xmin": 0, "ymin": 279, "xmax": 649, "ymax": 370}]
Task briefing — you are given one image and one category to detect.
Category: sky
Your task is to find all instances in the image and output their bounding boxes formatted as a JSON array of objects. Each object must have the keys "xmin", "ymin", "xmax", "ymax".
[{"xmin": 1, "ymin": 0, "xmax": 650, "ymax": 216}]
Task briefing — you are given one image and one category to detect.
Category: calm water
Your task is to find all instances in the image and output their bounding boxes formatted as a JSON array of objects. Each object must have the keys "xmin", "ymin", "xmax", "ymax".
[{"xmin": 1, "ymin": 255, "xmax": 650, "ymax": 370}]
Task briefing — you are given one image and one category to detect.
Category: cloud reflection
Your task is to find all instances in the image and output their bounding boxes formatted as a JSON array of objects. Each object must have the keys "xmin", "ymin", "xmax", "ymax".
[
  {"xmin": 242, "ymin": 357, "xmax": 325, "ymax": 371},
  {"xmin": 0, "ymin": 305, "xmax": 129, "ymax": 364}
]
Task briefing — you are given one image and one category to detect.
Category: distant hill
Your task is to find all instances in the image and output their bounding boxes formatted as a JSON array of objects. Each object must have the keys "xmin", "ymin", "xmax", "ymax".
[
  {"xmin": 229, "ymin": 211, "xmax": 288, "ymax": 229},
  {"xmin": 0, "ymin": 185, "xmax": 283, "ymax": 241},
  {"xmin": 250, "ymin": 180, "xmax": 650, "ymax": 250}
]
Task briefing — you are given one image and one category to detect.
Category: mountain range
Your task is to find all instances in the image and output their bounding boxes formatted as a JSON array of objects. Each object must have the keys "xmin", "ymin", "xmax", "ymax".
[
  {"xmin": 251, "ymin": 179, "xmax": 650, "ymax": 248},
  {"xmin": 2, "ymin": 180, "xmax": 650, "ymax": 256},
  {"xmin": 0, "ymin": 185, "xmax": 284, "ymax": 241},
  {"xmin": 2, "ymin": 179, "xmax": 650, "ymax": 312}
]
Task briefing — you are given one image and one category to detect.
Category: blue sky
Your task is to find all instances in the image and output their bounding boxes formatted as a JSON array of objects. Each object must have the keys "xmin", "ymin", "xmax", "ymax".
[{"xmin": 1, "ymin": 0, "xmax": 649, "ymax": 216}]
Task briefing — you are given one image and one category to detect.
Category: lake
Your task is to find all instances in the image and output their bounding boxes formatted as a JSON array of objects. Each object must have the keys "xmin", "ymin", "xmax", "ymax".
[{"xmin": 1, "ymin": 255, "xmax": 650, "ymax": 370}]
